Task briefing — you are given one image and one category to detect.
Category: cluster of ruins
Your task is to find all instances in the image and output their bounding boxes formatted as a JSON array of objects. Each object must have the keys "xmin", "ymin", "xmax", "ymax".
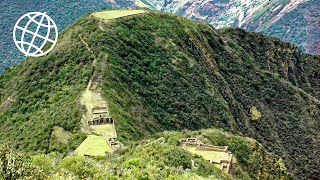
[
  {"xmin": 86, "ymin": 80, "xmax": 123, "ymax": 152},
  {"xmin": 87, "ymin": 107, "xmax": 114, "ymax": 125},
  {"xmin": 179, "ymin": 138, "xmax": 233, "ymax": 174}
]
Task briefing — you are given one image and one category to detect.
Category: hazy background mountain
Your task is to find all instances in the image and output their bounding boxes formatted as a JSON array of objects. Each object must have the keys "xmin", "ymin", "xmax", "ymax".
[
  {"xmin": 136, "ymin": 0, "xmax": 320, "ymax": 55},
  {"xmin": 1, "ymin": 10, "xmax": 319, "ymax": 178}
]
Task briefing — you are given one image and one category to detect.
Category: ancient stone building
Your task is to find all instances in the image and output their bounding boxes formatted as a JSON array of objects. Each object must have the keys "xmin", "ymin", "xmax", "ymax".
[
  {"xmin": 180, "ymin": 138, "xmax": 233, "ymax": 174},
  {"xmin": 87, "ymin": 106, "xmax": 114, "ymax": 125}
]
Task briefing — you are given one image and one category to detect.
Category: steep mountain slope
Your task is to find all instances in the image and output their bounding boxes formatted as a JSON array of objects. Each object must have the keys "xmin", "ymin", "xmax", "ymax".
[
  {"xmin": 0, "ymin": 0, "xmax": 135, "ymax": 73},
  {"xmin": 0, "ymin": 128, "xmax": 291, "ymax": 179},
  {"xmin": 254, "ymin": 0, "xmax": 320, "ymax": 55},
  {"xmin": 0, "ymin": 10, "xmax": 319, "ymax": 178},
  {"xmin": 136, "ymin": 0, "xmax": 319, "ymax": 55}
]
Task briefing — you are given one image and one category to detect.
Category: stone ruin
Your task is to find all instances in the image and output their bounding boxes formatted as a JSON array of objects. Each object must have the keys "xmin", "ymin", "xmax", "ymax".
[
  {"xmin": 179, "ymin": 138, "xmax": 233, "ymax": 174},
  {"xmin": 87, "ymin": 106, "xmax": 114, "ymax": 125},
  {"xmin": 89, "ymin": 81, "xmax": 102, "ymax": 93},
  {"xmin": 197, "ymin": 143, "xmax": 228, "ymax": 152},
  {"xmin": 179, "ymin": 138, "xmax": 198, "ymax": 145},
  {"xmin": 108, "ymin": 137, "xmax": 124, "ymax": 150},
  {"xmin": 81, "ymin": 79, "xmax": 124, "ymax": 154}
]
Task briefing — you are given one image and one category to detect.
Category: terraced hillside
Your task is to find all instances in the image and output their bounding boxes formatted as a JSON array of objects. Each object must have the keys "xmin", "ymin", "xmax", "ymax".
[{"xmin": 0, "ymin": 10, "xmax": 319, "ymax": 178}]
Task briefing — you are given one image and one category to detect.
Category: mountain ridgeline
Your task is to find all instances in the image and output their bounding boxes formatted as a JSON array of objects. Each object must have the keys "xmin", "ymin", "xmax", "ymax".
[
  {"xmin": 139, "ymin": 0, "xmax": 320, "ymax": 55},
  {"xmin": 0, "ymin": 10, "xmax": 319, "ymax": 179}
]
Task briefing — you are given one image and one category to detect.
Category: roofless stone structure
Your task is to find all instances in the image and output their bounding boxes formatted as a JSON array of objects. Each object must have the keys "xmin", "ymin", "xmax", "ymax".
[
  {"xmin": 180, "ymin": 138, "xmax": 233, "ymax": 174},
  {"xmin": 87, "ymin": 106, "xmax": 114, "ymax": 125}
]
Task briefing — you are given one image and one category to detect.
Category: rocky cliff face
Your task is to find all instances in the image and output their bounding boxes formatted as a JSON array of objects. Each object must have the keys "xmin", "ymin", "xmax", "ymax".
[
  {"xmin": 255, "ymin": 0, "xmax": 320, "ymax": 55},
  {"xmin": 136, "ymin": 0, "xmax": 320, "ymax": 55}
]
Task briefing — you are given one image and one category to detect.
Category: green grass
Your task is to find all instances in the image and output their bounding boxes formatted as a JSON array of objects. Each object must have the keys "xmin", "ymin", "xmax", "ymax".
[
  {"xmin": 183, "ymin": 145, "xmax": 231, "ymax": 173},
  {"xmin": 91, "ymin": 124, "xmax": 116, "ymax": 138},
  {"xmin": 52, "ymin": 126, "xmax": 72, "ymax": 144},
  {"xmin": 80, "ymin": 87, "xmax": 108, "ymax": 113},
  {"xmin": 1, "ymin": 128, "xmax": 292, "ymax": 179},
  {"xmin": 92, "ymin": 10, "xmax": 146, "ymax": 20},
  {"xmin": 183, "ymin": 146, "xmax": 230, "ymax": 163},
  {"xmin": 78, "ymin": 87, "xmax": 116, "ymax": 157},
  {"xmin": 75, "ymin": 135, "xmax": 113, "ymax": 156}
]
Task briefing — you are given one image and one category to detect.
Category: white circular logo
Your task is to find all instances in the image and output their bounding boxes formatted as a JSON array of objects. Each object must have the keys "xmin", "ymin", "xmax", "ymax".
[{"xmin": 13, "ymin": 12, "xmax": 58, "ymax": 57}]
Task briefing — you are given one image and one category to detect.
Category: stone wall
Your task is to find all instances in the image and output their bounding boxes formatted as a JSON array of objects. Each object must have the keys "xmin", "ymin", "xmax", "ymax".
[{"xmin": 180, "ymin": 137, "xmax": 233, "ymax": 174}]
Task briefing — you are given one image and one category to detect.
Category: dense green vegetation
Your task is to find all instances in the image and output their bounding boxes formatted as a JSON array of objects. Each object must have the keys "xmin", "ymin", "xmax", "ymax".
[
  {"xmin": 0, "ymin": 16, "xmax": 95, "ymax": 153},
  {"xmin": 142, "ymin": 0, "xmax": 320, "ymax": 55},
  {"xmin": 0, "ymin": 144, "xmax": 46, "ymax": 179},
  {"xmin": 0, "ymin": 129, "xmax": 291, "ymax": 179},
  {"xmin": 0, "ymin": 10, "xmax": 319, "ymax": 179}
]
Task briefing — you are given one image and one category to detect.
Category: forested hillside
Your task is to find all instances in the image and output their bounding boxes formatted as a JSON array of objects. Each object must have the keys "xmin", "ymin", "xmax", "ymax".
[
  {"xmin": 0, "ymin": 10, "xmax": 319, "ymax": 178},
  {"xmin": 0, "ymin": 129, "xmax": 290, "ymax": 179},
  {"xmin": 138, "ymin": 0, "xmax": 320, "ymax": 55}
]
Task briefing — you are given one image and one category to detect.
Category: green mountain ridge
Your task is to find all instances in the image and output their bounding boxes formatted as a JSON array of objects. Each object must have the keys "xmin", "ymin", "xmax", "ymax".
[
  {"xmin": 138, "ymin": 0, "xmax": 320, "ymax": 55},
  {"xmin": 1, "ymin": 10, "xmax": 319, "ymax": 179}
]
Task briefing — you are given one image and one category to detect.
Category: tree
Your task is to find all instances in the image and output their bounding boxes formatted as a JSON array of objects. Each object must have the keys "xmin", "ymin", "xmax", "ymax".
[{"xmin": 0, "ymin": 143, "xmax": 46, "ymax": 180}]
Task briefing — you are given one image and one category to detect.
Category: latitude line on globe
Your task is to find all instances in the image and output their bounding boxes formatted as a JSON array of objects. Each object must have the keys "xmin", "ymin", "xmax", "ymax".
[
  {"xmin": 27, "ymin": 14, "xmax": 56, "ymax": 28},
  {"xmin": 15, "ymin": 41, "xmax": 43, "ymax": 54},
  {"xmin": 15, "ymin": 26, "xmax": 55, "ymax": 44},
  {"xmin": 27, "ymin": 14, "xmax": 45, "ymax": 54}
]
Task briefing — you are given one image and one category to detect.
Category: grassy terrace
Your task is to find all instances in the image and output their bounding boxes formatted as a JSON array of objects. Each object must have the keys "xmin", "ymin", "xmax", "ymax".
[
  {"xmin": 76, "ymin": 83, "xmax": 116, "ymax": 156},
  {"xmin": 92, "ymin": 9, "xmax": 146, "ymax": 20},
  {"xmin": 75, "ymin": 135, "xmax": 113, "ymax": 156},
  {"xmin": 183, "ymin": 146, "xmax": 230, "ymax": 163},
  {"xmin": 80, "ymin": 87, "xmax": 108, "ymax": 113}
]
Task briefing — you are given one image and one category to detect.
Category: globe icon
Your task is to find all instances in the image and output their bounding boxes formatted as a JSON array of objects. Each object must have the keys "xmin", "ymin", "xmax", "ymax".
[{"xmin": 13, "ymin": 12, "xmax": 58, "ymax": 57}]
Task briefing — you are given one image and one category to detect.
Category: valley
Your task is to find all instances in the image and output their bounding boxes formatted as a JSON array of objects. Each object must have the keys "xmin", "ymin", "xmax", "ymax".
[{"xmin": 0, "ymin": 9, "xmax": 319, "ymax": 179}]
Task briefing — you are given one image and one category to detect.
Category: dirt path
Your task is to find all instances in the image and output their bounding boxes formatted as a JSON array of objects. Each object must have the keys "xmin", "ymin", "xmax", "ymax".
[
  {"xmin": 0, "ymin": 96, "xmax": 14, "ymax": 113},
  {"xmin": 79, "ymin": 35, "xmax": 97, "ymax": 66}
]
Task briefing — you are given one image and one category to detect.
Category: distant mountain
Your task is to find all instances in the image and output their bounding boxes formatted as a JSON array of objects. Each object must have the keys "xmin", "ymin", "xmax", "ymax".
[
  {"xmin": 1, "ymin": 10, "xmax": 319, "ymax": 178},
  {"xmin": 0, "ymin": 0, "xmax": 135, "ymax": 72},
  {"xmin": 136, "ymin": 0, "xmax": 320, "ymax": 55}
]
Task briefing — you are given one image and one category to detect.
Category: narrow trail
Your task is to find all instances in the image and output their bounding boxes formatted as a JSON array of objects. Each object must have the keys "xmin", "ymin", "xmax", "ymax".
[
  {"xmin": 75, "ymin": 80, "xmax": 122, "ymax": 156},
  {"xmin": 0, "ymin": 96, "xmax": 15, "ymax": 113},
  {"xmin": 99, "ymin": 21, "xmax": 105, "ymax": 31},
  {"xmin": 79, "ymin": 35, "xmax": 97, "ymax": 66},
  {"xmin": 7, "ymin": 97, "xmax": 14, "ymax": 102},
  {"xmin": 74, "ymin": 12, "xmax": 150, "ymax": 155},
  {"xmin": 75, "ymin": 36, "xmax": 123, "ymax": 156}
]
